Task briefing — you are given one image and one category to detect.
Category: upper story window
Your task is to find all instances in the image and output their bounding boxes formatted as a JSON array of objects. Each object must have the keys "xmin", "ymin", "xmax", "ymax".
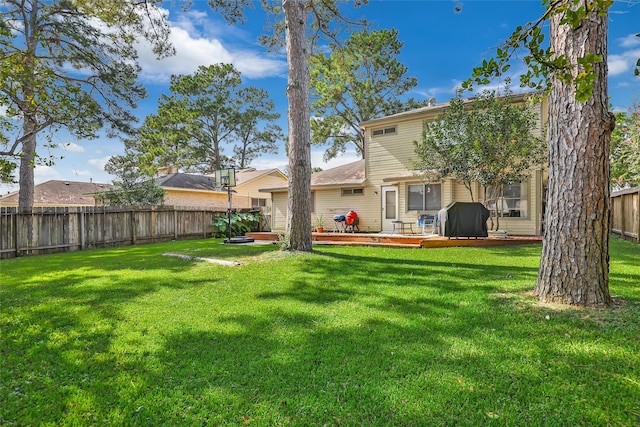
[
  {"xmin": 408, "ymin": 183, "xmax": 442, "ymax": 211},
  {"xmin": 372, "ymin": 126, "xmax": 397, "ymax": 137},
  {"xmin": 342, "ymin": 188, "xmax": 364, "ymax": 196}
]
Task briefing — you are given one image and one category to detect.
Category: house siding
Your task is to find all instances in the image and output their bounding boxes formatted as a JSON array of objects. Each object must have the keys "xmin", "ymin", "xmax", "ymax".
[
  {"xmin": 236, "ymin": 172, "xmax": 287, "ymax": 209},
  {"xmin": 314, "ymin": 186, "xmax": 379, "ymax": 232},
  {"xmin": 272, "ymin": 192, "xmax": 288, "ymax": 231},
  {"xmin": 362, "ymin": 95, "xmax": 547, "ymax": 235},
  {"xmin": 163, "ymin": 189, "xmax": 251, "ymax": 210}
]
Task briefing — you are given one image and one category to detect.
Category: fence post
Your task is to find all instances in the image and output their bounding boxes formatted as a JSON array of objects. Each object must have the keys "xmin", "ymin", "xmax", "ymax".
[
  {"xmin": 636, "ymin": 189, "xmax": 640, "ymax": 243},
  {"xmin": 128, "ymin": 209, "xmax": 134, "ymax": 245},
  {"xmin": 80, "ymin": 207, "xmax": 86, "ymax": 250},
  {"xmin": 203, "ymin": 210, "xmax": 207, "ymax": 239},
  {"xmin": 174, "ymin": 208, "xmax": 178, "ymax": 240},
  {"xmin": 12, "ymin": 208, "xmax": 18, "ymax": 257}
]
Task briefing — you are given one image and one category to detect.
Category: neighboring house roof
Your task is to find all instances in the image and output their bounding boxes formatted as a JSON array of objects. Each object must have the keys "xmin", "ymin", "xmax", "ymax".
[
  {"xmin": 156, "ymin": 169, "xmax": 287, "ymax": 193},
  {"xmin": 260, "ymin": 160, "xmax": 365, "ymax": 192},
  {"xmin": 155, "ymin": 173, "xmax": 218, "ymax": 192},
  {"xmin": 360, "ymin": 92, "xmax": 535, "ymax": 128},
  {"xmin": 0, "ymin": 180, "xmax": 114, "ymax": 206}
]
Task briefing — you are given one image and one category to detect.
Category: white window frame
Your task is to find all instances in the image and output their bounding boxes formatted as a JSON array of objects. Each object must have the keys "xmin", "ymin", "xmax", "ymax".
[
  {"xmin": 341, "ymin": 188, "xmax": 364, "ymax": 196},
  {"xmin": 372, "ymin": 126, "xmax": 397, "ymax": 137},
  {"xmin": 407, "ymin": 183, "xmax": 442, "ymax": 211},
  {"xmin": 486, "ymin": 181, "xmax": 528, "ymax": 219}
]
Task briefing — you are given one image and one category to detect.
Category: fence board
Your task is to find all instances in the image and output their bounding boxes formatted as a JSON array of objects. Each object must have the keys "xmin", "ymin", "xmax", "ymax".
[
  {"xmin": 611, "ymin": 187, "xmax": 640, "ymax": 242},
  {"xmin": 0, "ymin": 206, "xmax": 256, "ymax": 259}
]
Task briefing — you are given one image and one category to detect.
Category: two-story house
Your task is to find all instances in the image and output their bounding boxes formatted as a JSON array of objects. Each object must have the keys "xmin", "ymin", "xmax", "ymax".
[{"xmin": 264, "ymin": 93, "xmax": 548, "ymax": 236}]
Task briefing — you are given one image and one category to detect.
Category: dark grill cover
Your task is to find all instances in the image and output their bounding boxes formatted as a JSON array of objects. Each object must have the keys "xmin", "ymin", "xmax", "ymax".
[{"xmin": 443, "ymin": 202, "xmax": 490, "ymax": 238}]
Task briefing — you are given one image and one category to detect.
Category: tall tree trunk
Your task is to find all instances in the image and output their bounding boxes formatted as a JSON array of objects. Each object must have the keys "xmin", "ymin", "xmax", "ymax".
[
  {"xmin": 283, "ymin": 0, "xmax": 312, "ymax": 251},
  {"xmin": 17, "ymin": 3, "xmax": 38, "ymax": 214},
  {"xmin": 535, "ymin": 4, "xmax": 613, "ymax": 307},
  {"xmin": 17, "ymin": 122, "xmax": 36, "ymax": 214}
]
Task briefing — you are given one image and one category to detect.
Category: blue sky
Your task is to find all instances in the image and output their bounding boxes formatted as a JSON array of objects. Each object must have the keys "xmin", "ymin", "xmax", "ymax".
[{"xmin": 2, "ymin": 0, "xmax": 639, "ymax": 194}]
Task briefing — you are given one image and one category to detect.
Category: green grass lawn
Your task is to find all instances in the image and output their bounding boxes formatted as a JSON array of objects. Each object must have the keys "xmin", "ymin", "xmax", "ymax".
[{"xmin": 1, "ymin": 238, "xmax": 639, "ymax": 426}]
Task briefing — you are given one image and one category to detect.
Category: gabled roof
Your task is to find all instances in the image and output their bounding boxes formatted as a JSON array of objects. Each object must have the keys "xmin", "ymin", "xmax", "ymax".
[
  {"xmin": 235, "ymin": 168, "xmax": 287, "ymax": 186},
  {"xmin": 155, "ymin": 173, "xmax": 218, "ymax": 191},
  {"xmin": 0, "ymin": 180, "xmax": 114, "ymax": 206},
  {"xmin": 260, "ymin": 160, "xmax": 365, "ymax": 192},
  {"xmin": 361, "ymin": 92, "xmax": 535, "ymax": 128}
]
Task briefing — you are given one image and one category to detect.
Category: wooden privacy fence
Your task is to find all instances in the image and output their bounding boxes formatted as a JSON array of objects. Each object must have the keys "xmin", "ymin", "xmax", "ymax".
[
  {"xmin": 0, "ymin": 206, "xmax": 258, "ymax": 259},
  {"xmin": 611, "ymin": 187, "xmax": 640, "ymax": 243}
]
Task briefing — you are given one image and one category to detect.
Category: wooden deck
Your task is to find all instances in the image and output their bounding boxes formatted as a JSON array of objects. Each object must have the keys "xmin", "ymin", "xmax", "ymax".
[{"xmin": 246, "ymin": 231, "xmax": 542, "ymax": 249}]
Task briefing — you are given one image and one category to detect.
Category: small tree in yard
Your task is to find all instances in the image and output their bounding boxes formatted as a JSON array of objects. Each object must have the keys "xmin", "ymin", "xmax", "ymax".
[
  {"xmin": 102, "ymin": 155, "xmax": 165, "ymax": 206},
  {"xmin": 414, "ymin": 97, "xmax": 482, "ymax": 202},
  {"xmin": 415, "ymin": 90, "xmax": 546, "ymax": 230},
  {"xmin": 610, "ymin": 103, "xmax": 640, "ymax": 189}
]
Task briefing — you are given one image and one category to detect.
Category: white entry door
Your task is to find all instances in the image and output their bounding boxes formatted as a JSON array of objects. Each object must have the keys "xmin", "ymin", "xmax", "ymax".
[{"xmin": 381, "ymin": 186, "xmax": 398, "ymax": 233}]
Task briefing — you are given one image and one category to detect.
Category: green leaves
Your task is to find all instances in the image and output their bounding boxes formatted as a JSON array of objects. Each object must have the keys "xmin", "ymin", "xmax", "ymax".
[
  {"xmin": 463, "ymin": 1, "xmax": 615, "ymax": 104},
  {"xmin": 610, "ymin": 104, "xmax": 640, "ymax": 188},
  {"xmin": 414, "ymin": 90, "xmax": 546, "ymax": 205},
  {"xmin": 309, "ymin": 29, "xmax": 423, "ymax": 160},
  {"xmin": 635, "ymin": 34, "xmax": 640, "ymax": 76},
  {"xmin": 1, "ymin": 0, "xmax": 174, "ymax": 210},
  {"xmin": 211, "ymin": 212, "xmax": 261, "ymax": 237},
  {"xmin": 112, "ymin": 64, "xmax": 282, "ymax": 177}
]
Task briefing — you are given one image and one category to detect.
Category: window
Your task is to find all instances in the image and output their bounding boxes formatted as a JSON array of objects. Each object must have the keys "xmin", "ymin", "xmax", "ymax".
[
  {"xmin": 407, "ymin": 183, "xmax": 442, "ymax": 211},
  {"xmin": 486, "ymin": 182, "xmax": 528, "ymax": 218},
  {"xmin": 341, "ymin": 188, "xmax": 364, "ymax": 196},
  {"xmin": 251, "ymin": 198, "xmax": 267, "ymax": 208},
  {"xmin": 372, "ymin": 126, "xmax": 397, "ymax": 137}
]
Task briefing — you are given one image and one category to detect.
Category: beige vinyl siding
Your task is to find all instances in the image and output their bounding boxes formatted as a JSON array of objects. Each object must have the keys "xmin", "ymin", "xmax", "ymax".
[
  {"xmin": 313, "ymin": 184, "xmax": 380, "ymax": 232},
  {"xmin": 367, "ymin": 120, "xmax": 424, "ymax": 187},
  {"xmin": 236, "ymin": 172, "xmax": 287, "ymax": 209},
  {"xmin": 271, "ymin": 192, "xmax": 288, "ymax": 231},
  {"xmin": 163, "ymin": 189, "xmax": 251, "ymax": 209},
  {"xmin": 483, "ymin": 169, "xmax": 543, "ymax": 236}
]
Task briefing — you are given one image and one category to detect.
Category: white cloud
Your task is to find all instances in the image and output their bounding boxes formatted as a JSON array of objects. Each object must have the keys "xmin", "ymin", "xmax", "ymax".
[
  {"xmin": 34, "ymin": 165, "xmax": 63, "ymax": 184},
  {"xmin": 618, "ymin": 33, "xmax": 640, "ymax": 48},
  {"xmin": 137, "ymin": 13, "xmax": 286, "ymax": 82},
  {"xmin": 72, "ymin": 169, "xmax": 92, "ymax": 177},
  {"xmin": 249, "ymin": 156, "xmax": 288, "ymax": 173},
  {"xmin": 88, "ymin": 156, "xmax": 112, "ymax": 172},
  {"xmin": 244, "ymin": 149, "xmax": 360, "ymax": 174},
  {"xmin": 608, "ymin": 49, "xmax": 640, "ymax": 76},
  {"xmin": 58, "ymin": 142, "xmax": 85, "ymax": 153}
]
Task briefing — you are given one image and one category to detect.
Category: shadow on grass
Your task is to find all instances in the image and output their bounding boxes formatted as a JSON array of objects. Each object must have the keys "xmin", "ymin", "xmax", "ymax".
[
  {"xmin": 92, "ymin": 305, "xmax": 640, "ymax": 425},
  {"xmin": 2, "ymin": 239, "xmax": 639, "ymax": 425}
]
